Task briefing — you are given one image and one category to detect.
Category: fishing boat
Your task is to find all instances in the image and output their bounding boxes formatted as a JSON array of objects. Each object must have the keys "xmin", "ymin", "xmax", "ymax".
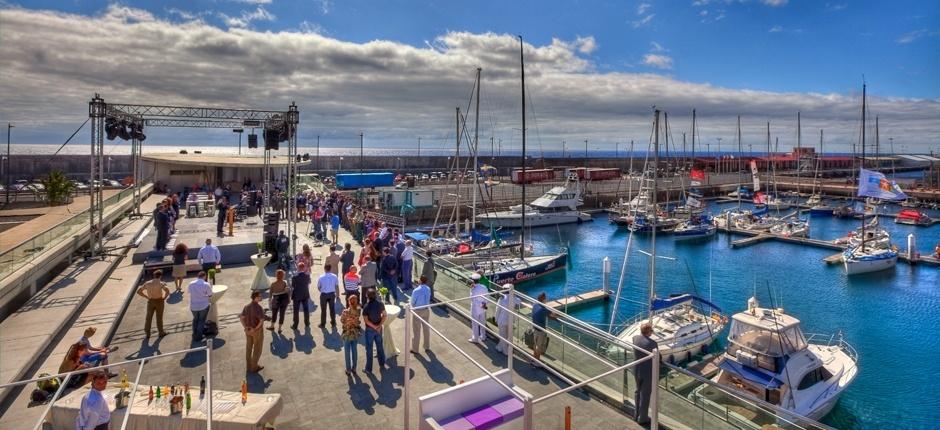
[
  {"xmin": 614, "ymin": 109, "xmax": 726, "ymax": 364},
  {"xmin": 478, "ymin": 175, "xmax": 591, "ymax": 228},
  {"xmin": 895, "ymin": 209, "xmax": 932, "ymax": 226},
  {"xmin": 693, "ymin": 296, "xmax": 858, "ymax": 423}
]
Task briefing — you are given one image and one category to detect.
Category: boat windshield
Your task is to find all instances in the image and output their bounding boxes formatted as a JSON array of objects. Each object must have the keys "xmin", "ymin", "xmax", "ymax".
[{"xmin": 728, "ymin": 321, "xmax": 807, "ymax": 357}]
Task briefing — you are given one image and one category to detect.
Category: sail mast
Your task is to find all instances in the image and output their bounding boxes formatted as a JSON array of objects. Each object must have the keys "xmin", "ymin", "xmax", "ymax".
[
  {"xmin": 797, "ymin": 111, "xmax": 802, "ymax": 195},
  {"xmin": 472, "ymin": 67, "xmax": 481, "ymax": 229},
  {"xmin": 860, "ymin": 84, "xmax": 867, "ymax": 251},
  {"xmin": 737, "ymin": 115, "xmax": 742, "ymax": 207},
  {"xmin": 456, "ymin": 107, "xmax": 461, "ymax": 235},
  {"xmin": 519, "ymin": 36, "xmax": 526, "ymax": 254},
  {"xmin": 648, "ymin": 109, "xmax": 660, "ymax": 321}
]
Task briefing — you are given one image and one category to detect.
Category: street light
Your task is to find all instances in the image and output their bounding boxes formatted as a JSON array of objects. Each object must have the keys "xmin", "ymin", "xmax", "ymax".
[
  {"xmin": 6, "ymin": 123, "xmax": 13, "ymax": 205},
  {"xmin": 233, "ymin": 128, "xmax": 244, "ymax": 155},
  {"xmin": 339, "ymin": 156, "xmax": 344, "ymax": 172}
]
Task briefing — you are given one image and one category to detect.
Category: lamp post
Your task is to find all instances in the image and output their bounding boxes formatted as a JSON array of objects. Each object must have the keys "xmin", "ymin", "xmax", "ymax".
[
  {"xmin": 233, "ymin": 128, "xmax": 244, "ymax": 155},
  {"xmin": 716, "ymin": 137, "xmax": 723, "ymax": 174},
  {"xmin": 359, "ymin": 132, "xmax": 364, "ymax": 176},
  {"xmin": 316, "ymin": 135, "xmax": 320, "ymax": 171},
  {"xmin": 339, "ymin": 156, "xmax": 344, "ymax": 173},
  {"xmin": 5, "ymin": 123, "xmax": 12, "ymax": 204},
  {"xmin": 562, "ymin": 140, "xmax": 566, "ymax": 158},
  {"xmin": 417, "ymin": 136, "xmax": 421, "ymax": 157},
  {"xmin": 584, "ymin": 139, "xmax": 588, "ymax": 158}
]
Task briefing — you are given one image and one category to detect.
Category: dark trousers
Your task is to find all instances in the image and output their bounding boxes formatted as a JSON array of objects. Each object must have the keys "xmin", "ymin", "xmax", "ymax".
[
  {"xmin": 270, "ymin": 294, "xmax": 289, "ymax": 325},
  {"xmin": 319, "ymin": 292, "xmax": 336, "ymax": 326},
  {"xmin": 634, "ymin": 371, "xmax": 652, "ymax": 423},
  {"xmin": 292, "ymin": 298, "xmax": 310, "ymax": 327},
  {"xmin": 216, "ymin": 215, "xmax": 225, "ymax": 234},
  {"xmin": 155, "ymin": 228, "xmax": 168, "ymax": 250},
  {"xmin": 364, "ymin": 326, "xmax": 386, "ymax": 372},
  {"xmin": 191, "ymin": 307, "xmax": 209, "ymax": 341}
]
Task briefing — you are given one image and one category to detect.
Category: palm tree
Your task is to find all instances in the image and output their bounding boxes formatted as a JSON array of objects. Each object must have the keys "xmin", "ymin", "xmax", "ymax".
[{"xmin": 41, "ymin": 170, "xmax": 74, "ymax": 206}]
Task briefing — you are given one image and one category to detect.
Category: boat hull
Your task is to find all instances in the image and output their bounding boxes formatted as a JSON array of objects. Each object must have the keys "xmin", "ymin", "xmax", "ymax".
[
  {"xmin": 472, "ymin": 254, "xmax": 568, "ymax": 285},
  {"xmin": 479, "ymin": 211, "xmax": 591, "ymax": 228},
  {"xmin": 844, "ymin": 254, "xmax": 897, "ymax": 275},
  {"xmin": 809, "ymin": 207, "xmax": 833, "ymax": 217},
  {"xmin": 673, "ymin": 226, "xmax": 716, "ymax": 241}
]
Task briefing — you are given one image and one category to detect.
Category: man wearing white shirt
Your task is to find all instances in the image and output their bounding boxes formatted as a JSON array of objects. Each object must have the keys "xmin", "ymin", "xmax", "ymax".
[
  {"xmin": 495, "ymin": 284, "xmax": 522, "ymax": 354},
  {"xmin": 197, "ymin": 238, "xmax": 221, "ymax": 273},
  {"xmin": 188, "ymin": 272, "xmax": 213, "ymax": 342},
  {"xmin": 468, "ymin": 274, "xmax": 489, "ymax": 344},
  {"xmin": 401, "ymin": 240, "xmax": 414, "ymax": 290},
  {"xmin": 76, "ymin": 370, "xmax": 110, "ymax": 430},
  {"xmin": 317, "ymin": 264, "xmax": 340, "ymax": 328}
]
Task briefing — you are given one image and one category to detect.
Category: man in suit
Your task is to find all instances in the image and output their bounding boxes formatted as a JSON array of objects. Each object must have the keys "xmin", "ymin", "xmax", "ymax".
[
  {"xmin": 291, "ymin": 262, "xmax": 312, "ymax": 329},
  {"xmin": 632, "ymin": 323, "xmax": 659, "ymax": 426},
  {"xmin": 216, "ymin": 198, "xmax": 228, "ymax": 236}
]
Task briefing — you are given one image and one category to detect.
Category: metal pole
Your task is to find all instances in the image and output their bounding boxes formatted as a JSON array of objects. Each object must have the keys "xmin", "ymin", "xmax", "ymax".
[
  {"xmin": 316, "ymin": 135, "xmax": 320, "ymax": 171},
  {"xmin": 6, "ymin": 123, "xmax": 12, "ymax": 205},
  {"xmin": 403, "ymin": 305, "xmax": 414, "ymax": 428},
  {"xmin": 360, "ymin": 132, "xmax": 364, "ymax": 177},
  {"xmin": 650, "ymin": 348, "xmax": 660, "ymax": 430},
  {"xmin": 507, "ymin": 282, "xmax": 515, "ymax": 372},
  {"xmin": 584, "ymin": 139, "xmax": 588, "ymax": 158},
  {"xmin": 523, "ymin": 396, "xmax": 534, "ymax": 430},
  {"xmin": 418, "ymin": 136, "xmax": 421, "ymax": 157},
  {"xmin": 206, "ymin": 339, "xmax": 214, "ymax": 430}
]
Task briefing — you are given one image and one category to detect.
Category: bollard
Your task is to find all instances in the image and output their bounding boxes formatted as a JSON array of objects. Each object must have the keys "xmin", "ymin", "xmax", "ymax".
[
  {"xmin": 908, "ymin": 233, "xmax": 916, "ymax": 261},
  {"xmin": 564, "ymin": 406, "xmax": 572, "ymax": 430},
  {"xmin": 602, "ymin": 257, "xmax": 611, "ymax": 296}
]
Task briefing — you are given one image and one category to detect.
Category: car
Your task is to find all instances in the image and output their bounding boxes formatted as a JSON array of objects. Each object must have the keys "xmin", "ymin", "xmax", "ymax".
[
  {"xmin": 430, "ymin": 174, "xmax": 439, "ymax": 180},
  {"xmin": 29, "ymin": 182, "xmax": 45, "ymax": 191},
  {"xmin": 12, "ymin": 180, "xmax": 30, "ymax": 191},
  {"xmin": 72, "ymin": 180, "xmax": 89, "ymax": 190},
  {"xmin": 106, "ymin": 179, "xmax": 122, "ymax": 187},
  {"xmin": 394, "ymin": 174, "xmax": 404, "ymax": 183},
  {"xmin": 420, "ymin": 173, "xmax": 429, "ymax": 180},
  {"xmin": 395, "ymin": 182, "xmax": 408, "ymax": 189}
]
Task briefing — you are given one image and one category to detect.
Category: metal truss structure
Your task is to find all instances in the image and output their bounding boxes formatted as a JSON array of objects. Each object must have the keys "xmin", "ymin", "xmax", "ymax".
[{"xmin": 88, "ymin": 94, "xmax": 299, "ymax": 258}]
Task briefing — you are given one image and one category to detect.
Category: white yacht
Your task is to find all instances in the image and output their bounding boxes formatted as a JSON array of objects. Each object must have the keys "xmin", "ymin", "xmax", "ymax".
[
  {"xmin": 843, "ymin": 246, "xmax": 897, "ymax": 275},
  {"xmin": 617, "ymin": 294, "xmax": 727, "ymax": 363},
  {"xmin": 479, "ymin": 175, "xmax": 591, "ymax": 228},
  {"xmin": 694, "ymin": 297, "xmax": 858, "ymax": 423}
]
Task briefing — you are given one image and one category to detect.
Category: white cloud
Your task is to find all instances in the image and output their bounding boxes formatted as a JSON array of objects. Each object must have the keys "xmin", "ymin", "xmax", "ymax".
[
  {"xmin": 298, "ymin": 20, "xmax": 325, "ymax": 35},
  {"xmin": 633, "ymin": 13, "xmax": 655, "ymax": 28},
  {"xmin": 825, "ymin": 3, "xmax": 847, "ymax": 11},
  {"xmin": 650, "ymin": 41, "xmax": 666, "ymax": 52},
  {"xmin": 316, "ymin": 0, "xmax": 332, "ymax": 14},
  {"xmin": 700, "ymin": 10, "xmax": 708, "ymax": 16},
  {"xmin": 218, "ymin": 5, "xmax": 275, "ymax": 28},
  {"xmin": 896, "ymin": 29, "xmax": 935, "ymax": 44},
  {"xmin": 769, "ymin": 25, "xmax": 783, "ymax": 33},
  {"xmin": 230, "ymin": 0, "xmax": 273, "ymax": 4},
  {"xmin": 760, "ymin": 0, "xmax": 788, "ymax": 6},
  {"xmin": 574, "ymin": 36, "xmax": 598, "ymax": 54},
  {"xmin": 643, "ymin": 54, "xmax": 674, "ymax": 69},
  {"xmin": 637, "ymin": 3, "xmax": 651, "ymax": 15},
  {"xmin": 0, "ymin": 6, "xmax": 936, "ymax": 151}
]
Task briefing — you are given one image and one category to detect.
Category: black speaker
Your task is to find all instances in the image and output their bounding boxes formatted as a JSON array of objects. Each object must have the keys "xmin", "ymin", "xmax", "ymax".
[
  {"xmin": 264, "ymin": 129, "xmax": 279, "ymax": 150},
  {"xmin": 248, "ymin": 134, "xmax": 258, "ymax": 149}
]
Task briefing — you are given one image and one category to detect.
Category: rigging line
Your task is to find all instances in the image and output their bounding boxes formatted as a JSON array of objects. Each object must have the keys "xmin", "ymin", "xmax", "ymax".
[
  {"xmin": 683, "ymin": 259, "xmax": 718, "ymax": 341},
  {"xmin": 523, "ymin": 80, "xmax": 545, "ymax": 159},
  {"xmin": 52, "ymin": 118, "xmax": 90, "ymax": 157},
  {"xmin": 608, "ymin": 228, "xmax": 635, "ymax": 332},
  {"xmin": 765, "ymin": 281, "xmax": 798, "ymax": 409}
]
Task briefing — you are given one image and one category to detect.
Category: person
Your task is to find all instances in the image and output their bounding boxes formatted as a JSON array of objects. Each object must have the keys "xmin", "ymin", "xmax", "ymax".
[
  {"xmin": 358, "ymin": 239, "xmax": 372, "ymax": 266},
  {"xmin": 632, "ymin": 323, "xmax": 659, "ymax": 425},
  {"xmin": 468, "ymin": 274, "xmax": 488, "ymax": 344},
  {"xmin": 171, "ymin": 243, "xmax": 188, "ymax": 292},
  {"xmin": 340, "ymin": 243, "xmax": 355, "ymax": 276},
  {"xmin": 530, "ymin": 292, "xmax": 557, "ymax": 366},
  {"xmin": 240, "ymin": 291, "xmax": 269, "ymax": 373},
  {"xmin": 290, "ymin": 262, "xmax": 312, "ymax": 329},
  {"xmin": 76, "ymin": 327, "xmax": 116, "ymax": 373},
  {"xmin": 75, "ymin": 370, "xmax": 111, "ymax": 430},
  {"xmin": 59, "ymin": 342, "xmax": 92, "ymax": 388},
  {"xmin": 421, "ymin": 249, "xmax": 437, "ymax": 301},
  {"xmin": 296, "ymin": 244, "xmax": 314, "ymax": 275},
  {"xmin": 136, "ymin": 270, "xmax": 170, "ymax": 338},
  {"xmin": 341, "ymin": 294, "xmax": 363, "ymax": 376},
  {"xmin": 409, "ymin": 276, "xmax": 432, "ymax": 353},
  {"xmin": 268, "ymin": 269, "xmax": 290, "ymax": 332},
  {"xmin": 494, "ymin": 284, "xmax": 521, "ymax": 355},
  {"xmin": 401, "ymin": 240, "xmax": 414, "ymax": 290},
  {"xmin": 216, "ymin": 198, "xmax": 228, "ymax": 236},
  {"xmin": 343, "ymin": 265, "xmax": 361, "ymax": 305},
  {"xmin": 379, "ymin": 247, "xmax": 400, "ymax": 304},
  {"xmin": 325, "ymin": 245, "xmax": 341, "ymax": 275},
  {"xmin": 188, "ymin": 272, "xmax": 213, "ymax": 342},
  {"xmin": 362, "ymin": 289, "xmax": 387, "ymax": 373},
  {"xmin": 154, "ymin": 203, "xmax": 170, "ymax": 250},
  {"xmin": 197, "ymin": 238, "xmax": 221, "ymax": 274},
  {"xmin": 330, "ymin": 211, "xmax": 341, "ymax": 244},
  {"xmin": 276, "ymin": 230, "xmax": 290, "ymax": 270},
  {"xmin": 317, "ymin": 264, "xmax": 339, "ymax": 328},
  {"xmin": 310, "ymin": 205, "xmax": 324, "ymax": 239},
  {"xmin": 359, "ymin": 255, "xmax": 378, "ymax": 296}
]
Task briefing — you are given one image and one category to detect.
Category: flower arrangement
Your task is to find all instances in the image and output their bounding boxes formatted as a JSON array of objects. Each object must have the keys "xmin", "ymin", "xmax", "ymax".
[
  {"xmin": 378, "ymin": 287, "xmax": 389, "ymax": 301},
  {"xmin": 256, "ymin": 241, "xmax": 266, "ymax": 255},
  {"xmin": 207, "ymin": 269, "xmax": 217, "ymax": 284}
]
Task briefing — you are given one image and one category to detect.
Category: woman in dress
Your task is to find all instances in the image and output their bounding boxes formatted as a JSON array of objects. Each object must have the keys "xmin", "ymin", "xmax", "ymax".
[
  {"xmin": 340, "ymin": 294, "xmax": 363, "ymax": 375},
  {"xmin": 296, "ymin": 244, "xmax": 313, "ymax": 275},
  {"xmin": 267, "ymin": 269, "xmax": 290, "ymax": 333},
  {"xmin": 171, "ymin": 243, "xmax": 188, "ymax": 292}
]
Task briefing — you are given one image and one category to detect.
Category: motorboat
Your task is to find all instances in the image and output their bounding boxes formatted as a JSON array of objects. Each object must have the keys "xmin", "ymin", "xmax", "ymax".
[
  {"xmin": 693, "ymin": 297, "xmax": 858, "ymax": 423},
  {"xmin": 466, "ymin": 253, "xmax": 567, "ymax": 285},
  {"xmin": 895, "ymin": 209, "xmax": 932, "ymax": 226},
  {"xmin": 770, "ymin": 218, "xmax": 809, "ymax": 238},
  {"xmin": 805, "ymin": 194, "xmax": 822, "ymax": 206},
  {"xmin": 844, "ymin": 246, "xmax": 897, "ymax": 275},
  {"xmin": 617, "ymin": 294, "xmax": 727, "ymax": 364},
  {"xmin": 765, "ymin": 196, "xmax": 791, "ymax": 211},
  {"xmin": 479, "ymin": 175, "xmax": 591, "ymax": 228},
  {"xmin": 674, "ymin": 215, "xmax": 717, "ymax": 241}
]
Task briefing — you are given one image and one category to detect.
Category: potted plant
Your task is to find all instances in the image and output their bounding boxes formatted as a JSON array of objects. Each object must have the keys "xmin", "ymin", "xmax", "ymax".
[
  {"xmin": 256, "ymin": 241, "xmax": 266, "ymax": 256},
  {"xmin": 378, "ymin": 287, "xmax": 389, "ymax": 303},
  {"xmin": 207, "ymin": 268, "xmax": 217, "ymax": 285}
]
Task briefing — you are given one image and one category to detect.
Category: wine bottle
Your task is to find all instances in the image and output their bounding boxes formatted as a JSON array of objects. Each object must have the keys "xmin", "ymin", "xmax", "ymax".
[
  {"xmin": 240, "ymin": 379, "xmax": 247, "ymax": 404},
  {"xmin": 199, "ymin": 376, "xmax": 206, "ymax": 398},
  {"xmin": 148, "ymin": 386, "xmax": 154, "ymax": 403}
]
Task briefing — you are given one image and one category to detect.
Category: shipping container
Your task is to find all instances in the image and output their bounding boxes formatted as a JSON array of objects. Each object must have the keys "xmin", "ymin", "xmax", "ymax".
[
  {"xmin": 565, "ymin": 167, "xmax": 587, "ymax": 180},
  {"xmin": 334, "ymin": 172, "xmax": 395, "ymax": 189},
  {"xmin": 378, "ymin": 189, "xmax": 436, "ymax": 209},
  {"xmin": 585, "ymin": 168, "xmax": 621, "ymax": 181},
  {"xmin": 511, "ymin": 168, "xmax": 555, "ymax": 184}
]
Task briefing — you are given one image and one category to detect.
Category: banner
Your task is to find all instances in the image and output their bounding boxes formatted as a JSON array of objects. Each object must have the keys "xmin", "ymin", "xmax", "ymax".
[
  {"xmin": 686, "ymin": 196, "xmax": 702, "ymax": 208},
  {"xmin": 857, "ymin": 168, "xmax": 908, "ymax": 201},
  {"xmin": 749, "ymin": 160, "xmax": 761, "ymax": 192}
]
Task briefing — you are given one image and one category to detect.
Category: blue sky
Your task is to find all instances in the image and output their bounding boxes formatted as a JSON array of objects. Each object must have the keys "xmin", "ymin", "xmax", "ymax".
[{"xmin": 1, "ymin": 0, "xmax": 938, "ymax": 152}]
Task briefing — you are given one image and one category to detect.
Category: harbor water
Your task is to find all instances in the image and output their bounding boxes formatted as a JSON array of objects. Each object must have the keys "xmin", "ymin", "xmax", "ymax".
[{"xmin": 516, "ymin": 200, "xmax": 940, "ymax": 429}]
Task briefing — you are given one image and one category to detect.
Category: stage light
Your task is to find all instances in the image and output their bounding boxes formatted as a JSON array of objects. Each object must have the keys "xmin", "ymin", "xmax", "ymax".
[
  {"xmin": 248, "ymin": 134, "xmax": 258, "ymax": 148},
  {"xmin": 130, "ymin": 122, "xmax": 146, "ymax": 141},
  {"xmin": 296, "ymin": 155, "xmax": 302, "ymax": 162},
  {"xmin": 302, "ymin": 153, "xmax": 310, "ymax": 161},
  {"xmin": 105, "ymin": 118, "xmax": 119, "ymax": 140},
  {"xmin": 117, "ymin": 120, "xmax": 131, "ymax": 140}
]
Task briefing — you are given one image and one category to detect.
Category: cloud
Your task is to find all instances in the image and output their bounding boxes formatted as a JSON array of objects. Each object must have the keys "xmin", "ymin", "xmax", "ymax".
[
  {"xmin": 637, "ymin": 3, "xmax": 651, "ymax": 15},
  {"xmin": 218, "ymin": 5, "xmax": 275, "ymax": 28},
  {"xmin": 825, "ymin": 3, "xmax": 847, "ymax": 11},
  {"xmin": 759, "ymin": 0, "xmax": 788, "ymax": 6},
  {"xmin": 650, "ymin": 41, "xmax": 666, "ymax": 52},
  {"xmin": 769, "ymin": 25, "xmax": 783, "ymax": 33},
  {"xmin": 316, "ymin": 0, "xmax": 332, "ymax": 14},
  {"xmin": 574, "ymin": 36, "xmax": 598, "ymax": 54},
  {"xmin": 632, "ymin": 13, "xmax": 655, "ymax": 28},
  {"xmin": 230, "ymin": 0, "xmax": 272, "ymax": 4},
  {"xmin": 896, "ymin": 29, "xmax": 936, "ymax": 44},
  {"xmin": 643, "ymin": 54, "xmax": 674, "ymax": 69},
  {"xmin": 0, "ymin": 6, "xmax": 937, "ymax": 152}
]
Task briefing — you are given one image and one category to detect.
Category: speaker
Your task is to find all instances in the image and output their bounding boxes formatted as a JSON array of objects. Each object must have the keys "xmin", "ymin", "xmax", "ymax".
[
  {"xmin": 248, "ymin": 134, "xmax": 258, "ymax": 149},
  {"xmin": 264, "ymin": 129, "xmax": 279, "ymax": 150}
]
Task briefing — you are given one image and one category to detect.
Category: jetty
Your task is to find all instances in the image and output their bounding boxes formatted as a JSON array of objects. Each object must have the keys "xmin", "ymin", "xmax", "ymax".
[{"xmin": 544, "ymin": 289, "xmax": 610, "ymax": 310}]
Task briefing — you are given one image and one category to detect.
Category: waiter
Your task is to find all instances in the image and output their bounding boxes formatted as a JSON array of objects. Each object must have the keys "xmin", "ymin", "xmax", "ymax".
[{"xmin": 468, "ymin": 273, "xmax": 488, "ymax": 344}]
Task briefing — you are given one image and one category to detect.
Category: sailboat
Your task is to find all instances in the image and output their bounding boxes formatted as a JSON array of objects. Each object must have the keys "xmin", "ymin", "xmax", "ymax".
[
  {"xmin": 766, "ymin": 126, "xmax": 791, "ymax": 211},
  {"xmin": 615, "ymin": 109, "xmax": 726, "ymax": 363},
  {"xmin": 843, "ymin": 84, "xmax": 898, "ymax": 275},
  {"xmin": 469, "ymin": 37, "xmax": 568, "ymax": 284}
]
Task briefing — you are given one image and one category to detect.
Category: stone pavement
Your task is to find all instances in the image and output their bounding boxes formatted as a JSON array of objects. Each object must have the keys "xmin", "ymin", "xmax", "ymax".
[{"xmin": 0, "ymin": 189, "xmax": 124, "ymax": 254}]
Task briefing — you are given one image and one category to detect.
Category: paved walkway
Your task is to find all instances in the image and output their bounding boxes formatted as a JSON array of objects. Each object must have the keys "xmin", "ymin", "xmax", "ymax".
[{"xmin": 0, "ymin": 189, "xmax": 124, "ymax": 254}]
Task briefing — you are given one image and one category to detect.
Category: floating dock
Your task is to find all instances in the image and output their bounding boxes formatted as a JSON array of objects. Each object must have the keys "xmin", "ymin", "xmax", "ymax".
[{"xmin": 544, "ymin": 289, "xmax": 610, "ymax": 310}]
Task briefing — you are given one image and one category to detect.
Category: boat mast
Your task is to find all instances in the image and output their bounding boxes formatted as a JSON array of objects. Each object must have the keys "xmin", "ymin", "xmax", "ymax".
[
  {"xmin": 648, "ymin": 109, "xmax": 660, "ymax": 321},
  {"xmin": 519, "ymin": 36, "xmax": 526, "ymax": 255},
  {"xmin": 766, "ymin": 121, "xmax": 771, "ymax": 201},
  {"xmin": 860, "ymin": 83, "xmax": 867, "ymax": 251},
  {"xmin": 456, "ymin": 107, "xmax": 461, "ymax": 236},
  {"xmin": 472, "ymin": 67, "xmax": 481, "ymax": 229},
  {"xmin": 797, "ymin": 111, "xmax": 801, "ymax": 195},
  {"xmin": 737, "ymin": 115, "xmax": 742, "ymax": 207},
  {"xmin": 814, "ymin": 129, "xmax": 823, "ymax": 197}
]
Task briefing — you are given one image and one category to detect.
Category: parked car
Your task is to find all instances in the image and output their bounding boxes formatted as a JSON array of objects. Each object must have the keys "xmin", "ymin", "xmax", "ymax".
[
  {"xmin": 12, "ymin": 179, "xmax": 30, "ymax": 191},
  {"xmin": 29, "ymin": 182, "xmax": 45, "ymax": 191},
  {"xmin": 71, "ymin": 180, "xmax": 89, "ymax": 190},
  {"xmin": 420, "ymin": 173, "xmax": 429, "ymax": 180},
  {"xmin": 430, "ymin": 173, "xmax": 439, "ymax": 180},
  {"xmin": 105, "ymin": 179, "xmax": 122, "ymax": 187}
]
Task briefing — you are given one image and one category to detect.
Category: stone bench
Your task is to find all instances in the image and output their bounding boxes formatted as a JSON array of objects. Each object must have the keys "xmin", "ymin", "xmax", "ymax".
[{"xmin": 419, "ymin": 369, "xmax": 529, "ymax": 430}]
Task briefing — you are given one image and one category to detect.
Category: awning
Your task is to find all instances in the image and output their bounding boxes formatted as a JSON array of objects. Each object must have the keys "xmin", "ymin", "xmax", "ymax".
[
  {"xmin": 404, "ymin": 232, "xmax": 431, "ymax": 241},
  {"xmin": 651, "ymin": 294, "xmax": 723, "ymax": 313},
  {"xmin": 718, "ymin": 359, "xmax": 783, "ymax": 389}
]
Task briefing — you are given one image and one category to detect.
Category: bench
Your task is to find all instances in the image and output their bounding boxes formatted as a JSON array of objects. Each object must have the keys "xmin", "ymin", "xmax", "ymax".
[
  {"xmin": 143, "ymin": 257, "xmax": 220, "ymax": 276},
  {"xmin": 419, "ymin": 369, "xmax": 530, "ymax": 430}
]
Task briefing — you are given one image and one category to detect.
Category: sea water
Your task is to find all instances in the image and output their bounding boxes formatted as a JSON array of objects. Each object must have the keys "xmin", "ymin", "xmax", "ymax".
[{"xmin": 518, "ymin": 200, "xmax": 940, "ymax": 429}]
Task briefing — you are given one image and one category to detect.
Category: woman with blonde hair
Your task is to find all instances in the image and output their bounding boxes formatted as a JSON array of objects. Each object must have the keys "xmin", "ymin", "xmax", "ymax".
[
  {"xmin": 296, "ymin": 244, "xmax": 313, "ymax": 275},
  {"xmin": 268, "ymin": 269, "xmax": 290, "ymax": 333}
]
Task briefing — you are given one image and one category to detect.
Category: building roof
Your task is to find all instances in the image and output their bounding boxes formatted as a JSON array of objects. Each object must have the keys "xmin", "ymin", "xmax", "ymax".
[{"xmin": 142, "ymin": 153, "xmax": 311, "ymax": 168}]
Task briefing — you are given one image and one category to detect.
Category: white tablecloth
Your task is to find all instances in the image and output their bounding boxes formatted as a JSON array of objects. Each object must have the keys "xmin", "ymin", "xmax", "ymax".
[
  {"xmin": 249, "ymin": 254, "xmax": 271, "ymax": 291},
  {"xmin": 383, "ymin": 304, "xmax": 401, "ymax": 357},
  {"xmin": 49, "ymin": 384, "xmax": 283, "ymax": 430}
]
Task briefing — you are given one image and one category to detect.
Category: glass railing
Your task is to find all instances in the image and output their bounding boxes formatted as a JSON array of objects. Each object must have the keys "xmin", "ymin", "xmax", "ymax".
[
  {"xmin": 0, "ymin": 184, "xmax": 150, "ymax": 282},
  {"xmin": 413, "ymin": 253, "xmax": 834, "ymax": 430}
]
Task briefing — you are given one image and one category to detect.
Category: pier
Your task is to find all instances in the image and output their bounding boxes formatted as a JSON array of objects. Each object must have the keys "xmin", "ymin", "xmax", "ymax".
[{"xmin": 544, "ymin": 289, "xmax": 610, "ymax": 310}]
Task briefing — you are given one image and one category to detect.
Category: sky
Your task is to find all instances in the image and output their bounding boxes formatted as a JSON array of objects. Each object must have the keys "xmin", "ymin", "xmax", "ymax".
[{"xmin": 0, "ymin": 0, "xmax": 938, "ymax": 154}]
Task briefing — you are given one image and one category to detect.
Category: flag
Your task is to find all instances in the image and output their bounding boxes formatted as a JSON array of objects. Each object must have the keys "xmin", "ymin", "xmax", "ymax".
[
  {"xmin": 690, "ymin": 180, "xmax": 702, "ymax": 186},
  {"xmin": 691, "ymin": 169, "xmax": 706, "ymax": 181},
  {"xmin": 750, "ymin": 160, "xmax": 761, "ymax": 192},
  {"xmin": 753, "ymin": 192, "xmax": 767, "ymax": 205},
  {"xmin": 857, "ymin": 168, "xmax": 908, "ymax": 201}
]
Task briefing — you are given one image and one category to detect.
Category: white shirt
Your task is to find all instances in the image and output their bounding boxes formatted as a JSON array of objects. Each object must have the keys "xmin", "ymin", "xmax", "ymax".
[
  {"xmin": 470, "ymin": 283, "xmax": 488, "ymax": 314},
  {"xmin": 76, "ymin": 388, "xmax": 110, "ymax": 430},
  {"xmin": 401, "ymin": 245, "xmax": 414, "ymax": 261},
  {"xmin": 317, "ymin": 272, "xmax": 339, "ymax": 294},
  {"xmin": 197, "ymin": 245, "xmax": 221, "ymax": 264},
  {"xmin": 495, "ymin": 294, "xmax": 522, "ymax": 326},
  {"xmin": 188, "ymin": 278, "xmax": 213, "ymax": 311}
]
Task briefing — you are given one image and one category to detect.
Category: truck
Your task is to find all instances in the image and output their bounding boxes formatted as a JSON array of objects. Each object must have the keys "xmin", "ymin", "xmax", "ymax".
[
  {"xmin": 584, "ymin": 168, "xmax": 621, "ymax": 181},
  {"xmin": 334, "ymin": 172, "xmax": 395, "ymax": 189},
  {"xmin": 511, "ymin": 168, "xmax": 554, "ymax": 184}
]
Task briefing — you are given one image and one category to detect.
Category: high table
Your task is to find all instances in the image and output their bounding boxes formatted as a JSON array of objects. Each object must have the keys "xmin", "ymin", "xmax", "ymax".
[
  {"xmin": 49, "ymin": 384, "xmax": 283, "ymax": 430},
  {"xmin": 208, "ymin": 284, "xmax": 228, "ymax": 322},
  {"xmin": 382, "ymin": 304, "xmax": 401, "ymax": 357},
  {"xmin": 249, "ymin": 254, "xmax": 271, "ymax": 291}
]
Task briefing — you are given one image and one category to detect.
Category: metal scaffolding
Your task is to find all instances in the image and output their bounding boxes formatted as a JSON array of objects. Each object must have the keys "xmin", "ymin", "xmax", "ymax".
[{"xmin": 87, "ymin": 94, "xmax": 299, "ymax": 257}]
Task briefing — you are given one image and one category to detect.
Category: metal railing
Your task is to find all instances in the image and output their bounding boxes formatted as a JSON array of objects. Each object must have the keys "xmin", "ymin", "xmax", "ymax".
[
  {"xmin": 0, "ymin": 183, "xmax": 150, "ymax": 281},
  {"xmin": 0, "ymin": 344, "xmax": 214, "ymax": 430}
]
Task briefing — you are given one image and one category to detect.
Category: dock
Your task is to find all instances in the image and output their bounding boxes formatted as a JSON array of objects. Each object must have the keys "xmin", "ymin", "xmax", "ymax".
[{"xmin": 544, "ymin": 289, "xmax": 610, "ymax": 310}]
